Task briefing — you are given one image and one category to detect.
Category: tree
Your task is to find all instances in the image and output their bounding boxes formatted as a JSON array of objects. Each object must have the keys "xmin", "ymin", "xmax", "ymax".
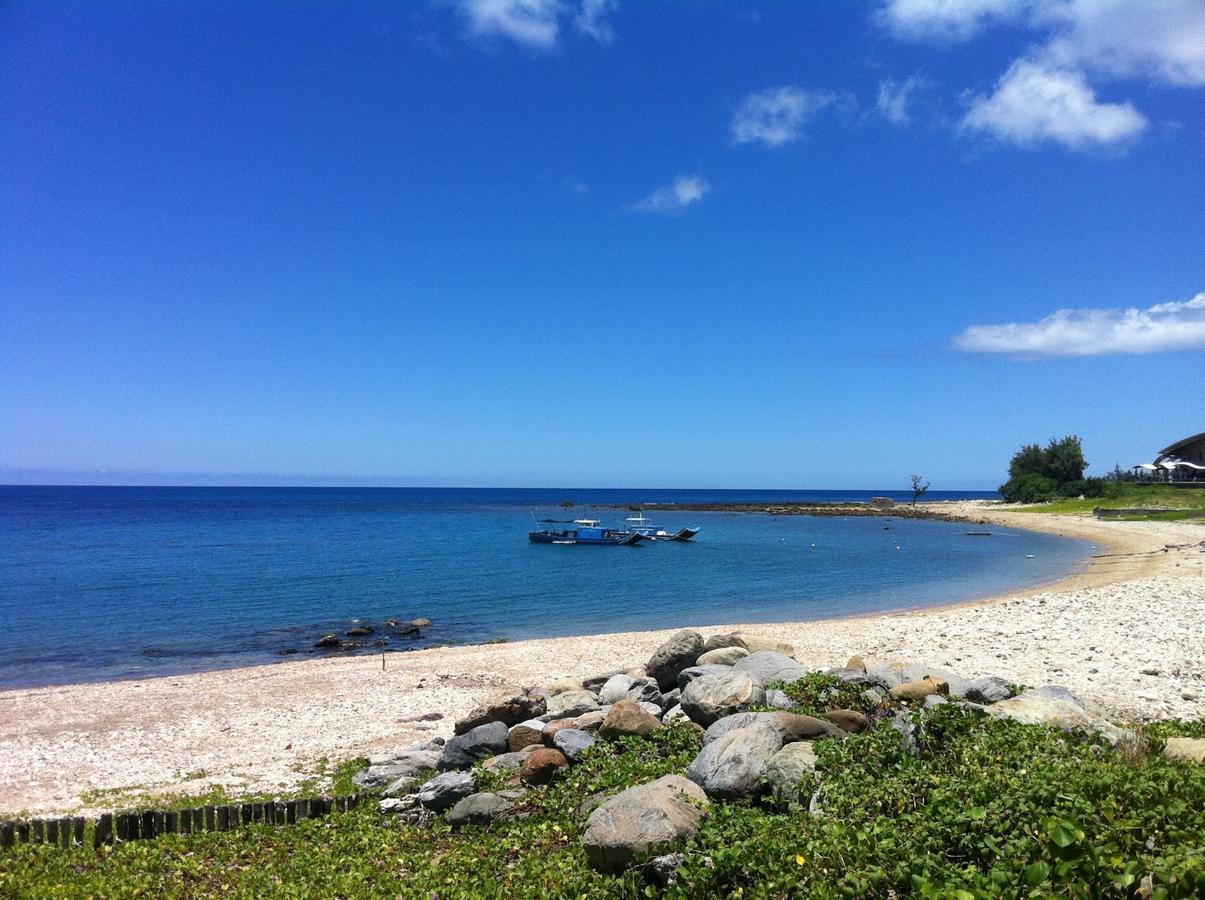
[
  {"xmin": 910, "ymin": 474, "xmax": 930, "ymax": 506},
  {"xmin": 999, "ymin": 435, "xmax": 1090, "ymax": 502}
]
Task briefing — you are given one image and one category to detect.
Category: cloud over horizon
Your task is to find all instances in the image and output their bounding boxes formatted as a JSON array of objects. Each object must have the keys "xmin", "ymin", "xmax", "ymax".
[
  {"xmin": 953, "ymin": 292, "xmax": 1205, "ymax": 358},
  {"xmin": 731, "ymin": 86, "xmax": 845, "ymax": 147},
  {"xmin": 631, "ymin": 175, "xmax": 710, "ymax": 214}
]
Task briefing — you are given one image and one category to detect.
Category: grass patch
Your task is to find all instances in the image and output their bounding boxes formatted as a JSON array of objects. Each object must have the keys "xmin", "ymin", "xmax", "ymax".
[
  {"xmin": 5, "ymin": 711, "xmax": 1204, "ymax": 897},
  {"xmin": 1008, "ymin": 482, "xmax": 1205, "ymax": 517}
]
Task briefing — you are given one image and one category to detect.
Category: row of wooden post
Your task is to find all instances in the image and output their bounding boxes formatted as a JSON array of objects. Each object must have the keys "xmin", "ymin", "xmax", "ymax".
[{"xmin": 0, "ymin": 793, "xmax": 364, "ymax": 851}]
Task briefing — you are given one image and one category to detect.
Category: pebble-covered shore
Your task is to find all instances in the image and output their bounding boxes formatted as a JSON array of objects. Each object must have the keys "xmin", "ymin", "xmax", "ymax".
[{"xmin": 1, "ymin": 507, "xmax": 1201, "ymax": 817}]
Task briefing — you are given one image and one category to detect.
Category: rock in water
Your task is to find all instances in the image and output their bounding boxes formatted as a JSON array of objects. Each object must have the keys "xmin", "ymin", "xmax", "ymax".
[
  {"xmin": 520, "ymin": 748, "xmax": 569, "ymax": 785},
  {"xmin": 680, "ymin": 670, "xmax": 765, "ymax": 726},
  {"xmin": 695, "ymin": 646, "xmax": 749, "ymax": 667},
  {"xmin": 646, "ymin": 629, "xmax": 705, "ymax": 691},
  {"xmin": 686, "ymin": 722, "xmax": 783, "ymax": 799},
  {"xmin": 733, "ymin": 651, "xmax": 809, "ymax": 686},
  {"xmin": 446, "ymin": 792, "xmax": 512, "ymax": 829},
  {"xmin": 763, "ymin": 741, "xmax": 819, "ymax": 808},
  {"xmin": 416, "ymin": 772, "xmax": 476, "ymax": 811},
  {"xmin": 552, "ymin": 728, "xmax": 596, "ymax": 762},
  {"xmin": 313, "ymin": 633, "xmax": 340, "ymax": 649},
  {"xmin": 599, "ymin": 699, "xmax": 662, "ymax": 739},
  {"xmin": 583, "ymin": 775, "xmax": 709, "ymax": 874},
  {"xmin": 438, "ymin": 721, "xmax": 509, "ymax": 770},
  {"xmin": 455, "ymin": 689, "xmax": 547, "ymax": 734}
]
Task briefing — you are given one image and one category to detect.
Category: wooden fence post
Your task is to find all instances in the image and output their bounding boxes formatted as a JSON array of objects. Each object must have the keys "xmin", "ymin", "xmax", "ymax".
[{"xmin": 94, "ymin": 814, "xmax": 112, "ymax": 848}]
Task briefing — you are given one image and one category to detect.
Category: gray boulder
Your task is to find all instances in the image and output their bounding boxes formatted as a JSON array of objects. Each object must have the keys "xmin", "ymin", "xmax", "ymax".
[
  {"xmin": 696, "ymin": 646, "xmax": 749, "ymax": 667},
  {"xmin": 984, "ymin": 690, "xmax": 1127, "ymax": 744},
  {"xmin": 677, "ymin": 664, "xmax": 735, "ymax": 691},
  {"xmin": 382, "ymin": 775, "xmax": 421, "ymax": 798},
  {"xmin": 1163, "ymin": 737, "xmax": 1205, "ymax": 764},
  {"xmin": 353, "ymin": 749, "xmax": 441, "ymax": 788},
  {"xmin": 680, "ymin": 670, "xmax": 765, "ymax": 726},
  {"xmin": 646, "ymin": 629, "xmax": 705, "ymax": 691},
  {"xmin": 732, "ymin": 632, "xmax": 795, "ymax": 656},
  {"xmin": 553, "ymin": 728, "xmax": 596, "ymax": 762},
  {"xmin": 686, "ymin": 722, "xmax": 783, "ymax": 799},
  {"xmin": 662, "ymin": 704, "xmax": 689, "ymax": 724},
  {"xmin": 891, "ymin": 710, "xmax": 920, "ymax": 757},
  {"xmin": 438, "ymin": 721, "xmax": 509, "ymax": 771},
  {"xmin": 763, "ymin": 741, "xmax": 818, "ymax": 809},
  {"xmin": 734, "ymin": 651, "xmax": 809, "ymax": 686},
  {"xmin": 703, "ymin": 711, "xmax": 843, "ymax": 745},
  {"xmin": 966, "ymin": 676, "xmax": 1014, "ymax": 704},
  {"xmin": 446, "ymin": 792, "xmax": 512, "ymax": 829},
  {"xmin": 583, "ymin": 775, "xmax": 709, "ymax": 874},
  {"xmin": 599, "ymin": 674, "xmax": 663, "ymax": 707},
  {"xmin": 702, "ymin": 633, "xmax": 745, "ymax": 653},
  {"xmin": 541, "ymin": 690, "xmax": 601, "ymax": 721},
  {"xmin": 455, "ymin": 689, "xmax": 546, "ymax": 734},
  {"xmin": 480, "ymin": 750, "xmax": 535, "ymax": 773},
  {"xmin": 864, "ymin": 657, "xmax": 971, "ymax": 698},
  {"xmin": 416, "ymin": 771, "xmax": 476, "ymax": 812},
  {"xmin": 765, "ymin": 688, "xmax": 798, "ymax": 710}
]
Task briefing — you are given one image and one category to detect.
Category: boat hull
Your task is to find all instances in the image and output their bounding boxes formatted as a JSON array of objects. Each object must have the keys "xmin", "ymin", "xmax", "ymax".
[{"xmin": 529, "ymin": 530, "xmax": 644, "ymax": 546}]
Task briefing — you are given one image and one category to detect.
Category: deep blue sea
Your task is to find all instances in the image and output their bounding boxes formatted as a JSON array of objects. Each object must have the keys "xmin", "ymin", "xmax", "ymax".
[{"xmin": 0, "ymin": 486, "xmax": 1095, "ymax": 689}]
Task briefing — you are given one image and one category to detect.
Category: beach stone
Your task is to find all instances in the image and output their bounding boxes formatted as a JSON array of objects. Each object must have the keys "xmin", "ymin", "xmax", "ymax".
[
  {"xmin": 599, "ymin": 699, "xmax": 662, "ymax": 739},
  {"xmin": 446, "ymin": 792, "xmax": 512, "ymax": 829},
  {"xmin": 416, "ymin": 772, "xmax": 476, "ymax": 812},
  {"xmin": 546, "ymin": 678, "xmax": 582, "ymax": 696},
  {"xmin": 821, "ymin": 709, "xmax": 869, "ymax": 733},
  {"xmin": 599, "ymin": 675, "xmax": 637, "ymax": 705},
  {"xmin": 346, "ymin": 625, "xmax": 374, "ymax": 636},
  {"xmin": 648, "ymin": 853, "xmax": 685, "ymax": 888},
  {"xmin": 677, "ymin": 665, "xmax": 734, "ymax": 691},
  {"xmin": 455, "ymin": 689, "xmax": 547, "ymax": 734},
  {"xmin": 662, "ymin": 704, "xmax": 689, "ymax": 724},
  {"xmin": 385, "ymin": 619, "xmax": 419, "ymax": 636},
  {"xmin": 438, "ymin": 721, "xmax": 509, "ymax": 771},
  {"xmin": 681, "ymin": 670, "xmax": 764, "ymax": 726},
  {"xmin": 923, "ymin": 693, "xmax": 948, "ymax": 708},
  {"xmin": 966, "ymin": 676, "xmax": 1014, "ymax": 704},
  {"xmin": 834, "ymin": 668, "xmax": 888, "ymax": 688},
  {"xmin": 646, "ymin": 629, "xmax": 705, "ymax": 691},
  {"xmin": 734, "ymin": 651, "xmax": 810, "ymax": 686},
  {"xmin": 313, "ymin": 633, "xmax": 340, "ymax": 649},
  {"xmin": 378, "ymin": 797, "xmax": 408, "ymax": 815},
  {"xmin": 890, "ymin": 677, "xmax": 949, "ymax": 702},
  {"xmin": 542, "ymin": 690, "xmax": 601, "ymax": 721},
  {"xmin": 410, "ymin": 617, "xmax": 432, "ymax": 628},
  {"xmin": 686, "ymin": 723, "xmax": 783, "ymax": 799},
  {"xmin": 508, "ymin": 719, "xmax": 546, "ymax": 752},
  {"xmin": 574, "ymin": 710, "xmax": 608, "ymax": 732},
  {"xmin": 702, "ymin": 633, "xmax": 745, "ymax": 653},
  {"xmin": 984, "ymin": 690, "xmax": 1127, "ymax": 744},
  {"xmin": 543, "ymin": 720, "xmax": 579, "ymax": 745},
  {"xmin": 866, "ymin": 658, "xmax": 970, "ymax": 698},
  {"xmin": 1162, "ymin": 737, "xmax": 1205, "ymax": 764},
  {"xmin": 696, "ymin": 646, "xmax": 749, "ymax": 667},
  {"xmin": 703, "ymin": 711, "xmax": 844, "ymax": 745},
  {"xmin": 583, "ymin": 775, "xmax": 709, "ymax": 874},
  {"xmin": 480, "ymin": 751, "xmax": 533, "ymax": 773},
  {"xmin": 353, "ymin": 749, "xmax": 441, "ymax": 788},
  {"xmin": 520, "ymin": 748, "xmax": 569, "ymax": 785},
  {"xmin": 891, "ymin": 710, "xmax": 921, "ymax": 757},
  {"xmin": 732, "ymin": 632, "xmax": 795, "ymax": 657},
  {"xmin": 846, "ymin": 655, "xmax": 866, "ymax": 672},
  {"xmin": 660, "ymin": 688, "xmax": 681, "ymax": 710},
  {"xmin": 765, "ymin": 689, "xmax": 798, "ymax": 710},
  {"xmin": 553, "ymin": 728, "xmax": 596, "ymax": 762},
  {"xmin": 763, "ymin": 741, "xmax": 819, "ymax": 808},
  {"xmin": 582, "ymin": 670, "xmax": 626, "ymax": 694},
  {"xmin": 1025, "ymin": 685, "xmax": 1086, "ymax": 706},
  {"xmin": 382, "ymin": 775, "xmax": 421, "ymax": 798}
]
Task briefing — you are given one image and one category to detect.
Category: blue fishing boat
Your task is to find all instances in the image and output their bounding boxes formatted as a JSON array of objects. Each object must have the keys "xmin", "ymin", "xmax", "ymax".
[
  {"xmin": 622, "ymin": 513, "xmax": 700, "ymax": 542},
  {"xmin": 529, "ymin": 518, "xmax": 645, "ymax": 546}
]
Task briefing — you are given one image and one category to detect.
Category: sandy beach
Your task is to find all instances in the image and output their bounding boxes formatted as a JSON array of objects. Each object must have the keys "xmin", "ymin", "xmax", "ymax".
[{"xmin": 1, "ymin": 502, "xmax": 1201, "ymax": 817}]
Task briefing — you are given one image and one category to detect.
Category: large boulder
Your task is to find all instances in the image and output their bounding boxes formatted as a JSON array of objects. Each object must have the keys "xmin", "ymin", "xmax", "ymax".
[
  {"xmin": 681, "ymin": 670, "xmax": 765, "ymax": 726},
  {"xmin": 353, "ymin": 749, "xmax": 441, "ymax": 788},
  {"xmin": 765, "ymin": 689, "xmax": 798, "ymax": 710},
  {"xmin": 1163, "ymin": 737, "xmax": 1205, "ymax": 764},
  {"xmin": 821, "ymin": 709, "xmax": 869, "ymax": 733},
  {"xmin": 702, "ymin": 633, "xmax": 745, "ymax": 653},
  {"xmin": 646, "ymin": 630, "xmax": 705, "ymax": 691},
  {"xmin": 583, "ymin": 775, "xmax": 709, "ymax": 874},
  {"xmin": 599, "ymin": 699, "xmax": 662, "ymax": 739},
  {"xmin": 520, "ymin": 748, "xmax": 569, "ymax": 785},
  {"xmin": 763, "ymin": 741, "xmax": 819, "ymax": 808},
  {"xmin": 734, "ymin": 651, "xmax": 809, "ymax": 686},
  {"xmin": 480, "ymin": 750, "xmax": 536, "ymax": 773},
  {"xmin": 508, "ymin": 719, "xmax": 546, "ymax": 752},
  {"xmin": 446, "ymin": 792, "xmax": 512, "ymax": 829},
  {"xmin": 703, "ymin": 711, "xmax": 843, "ymax": 745},
  {"xmin": 416, "ymin": 772, "xmax": 476, "ymax": 812},
  {"xmin": 984, "ymin": 689, "xmax": 1127, "ymax": 744},
  {"xmin": 455, "ymin": 689, "xmax": 547, "ymax": 734},
  {"xmin": 732, "ymin": 632, "xmax": 795, "ymax": 657},
  {"xmin": 864, "ymin": 658, "xmax": 971, "ymax": 698},
  {"xmin": 553, "ymin": 728, "xmax": 596, "ymax": 762},
  {"xmin": 677, "ymin": 665, "xmax": 735, "ymax": 692},
  {"xmin": 696, "ymin": 646, "xmax": 749, "ymax": 667},
  {"xmin": 542, "ymin": 690, "xmax": 601, "ymax": 721},
  {"xmin": 889, "ymin": 677, "xmax": 949, "ymax": 702},
  {"xmin": 438, "ymin": 721, "xmax": 509, "ymax": 771},
  {"xmin": 686, "ymin": 722, "xmax": 783, "ymax": 799},
  {"xmin": 599, "ymin": 674, "xmax": 663, "ymax": 707}
]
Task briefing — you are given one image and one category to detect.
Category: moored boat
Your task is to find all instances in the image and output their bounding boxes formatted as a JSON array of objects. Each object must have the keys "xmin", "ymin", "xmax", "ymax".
[
  {"xmin": 528, "ymin": 519, "xmax": 645, "ymax": 546},
  {"xmin": 622, "ymin": 513, "xmax": 700, "ymax": 542}
]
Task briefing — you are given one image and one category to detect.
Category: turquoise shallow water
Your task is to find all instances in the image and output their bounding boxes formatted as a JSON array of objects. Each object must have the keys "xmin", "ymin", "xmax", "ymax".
[{"xmin": 0, "ymin": 486, "xmax": 1094, "ymax": 688}]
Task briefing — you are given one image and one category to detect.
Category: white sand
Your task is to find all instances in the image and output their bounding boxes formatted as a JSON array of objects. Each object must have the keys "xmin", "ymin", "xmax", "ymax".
[{"xmin": 1, "ymin": 504, "xmax": 1201, "ymax": 817}]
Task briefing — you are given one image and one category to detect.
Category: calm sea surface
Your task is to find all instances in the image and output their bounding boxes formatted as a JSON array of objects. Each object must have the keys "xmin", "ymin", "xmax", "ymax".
[{"xmin": 0, "ymin": 486, "xmax": 1094, "ymax": 689}]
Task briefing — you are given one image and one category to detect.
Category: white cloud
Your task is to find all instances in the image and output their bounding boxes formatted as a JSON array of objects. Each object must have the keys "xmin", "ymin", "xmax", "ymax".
[
  {"xmin": 953, "ymin": 292, "xmax": 1205, "ymax": 357},
  {"xmin": 877, "ymin": 74, "xmax": 931, "ymax": 125},
  {"xmin": 575, "ymin": 0, "xmax": 616, "ymax": 44},
  {"xmin": 962, "ymin": 59, "xmax": 1146, "ymax": 149},
  {"xmin": 732, "ymin": 87, "xmax": 843, "ymax": 148},
  {"xmin": 458, "ymin": 0, "xmax": 616, "ymax": 48},
  {"xmin": 876, "ymin": 0, "xmax": 1030, "ymax": 42},
  {"xmin": 632, "ymin": 176, "xmax": 710, "ymax": 214}
]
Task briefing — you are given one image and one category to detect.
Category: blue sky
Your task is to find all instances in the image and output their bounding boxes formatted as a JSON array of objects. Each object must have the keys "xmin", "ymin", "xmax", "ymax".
[{"xmin": 2, "ymin": 1, "xmax": 1203, "ymax": 489}]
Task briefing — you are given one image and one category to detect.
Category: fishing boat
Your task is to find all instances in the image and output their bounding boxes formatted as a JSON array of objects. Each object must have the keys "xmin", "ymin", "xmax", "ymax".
[
  {"xmin": 621, "ymin": 513, "xmax": 700, "ymax": 542},
  {"xmin": 528, "ymin": 519, "xmax": 645, "ymax": 546}
]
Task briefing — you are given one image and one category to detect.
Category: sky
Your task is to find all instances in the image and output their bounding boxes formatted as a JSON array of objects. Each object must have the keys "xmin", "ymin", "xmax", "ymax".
[{"xmin": 2, "ymin": 1, "xmax": 1203, "ymax": 490}]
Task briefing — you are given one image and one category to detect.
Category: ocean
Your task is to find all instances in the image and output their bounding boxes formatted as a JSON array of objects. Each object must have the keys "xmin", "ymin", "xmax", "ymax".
[{"xmin": 0, "ymin": 486, "xmax": 1094, "ymax": 689}]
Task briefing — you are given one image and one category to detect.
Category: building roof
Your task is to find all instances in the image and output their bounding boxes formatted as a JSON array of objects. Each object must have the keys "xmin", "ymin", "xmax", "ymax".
[{"xmin": 1159, "ymin": 431, "xmax": 1205, "ymax": 456}]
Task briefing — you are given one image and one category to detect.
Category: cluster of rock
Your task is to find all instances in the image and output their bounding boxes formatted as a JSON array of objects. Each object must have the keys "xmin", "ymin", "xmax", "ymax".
[
  {"xmin": 355, "ymin": 627, "xmax": 1183, "ymax": 879},
  {"xmin": 310, "ymin": 617, "xmax": 432, "ymax": 652}
]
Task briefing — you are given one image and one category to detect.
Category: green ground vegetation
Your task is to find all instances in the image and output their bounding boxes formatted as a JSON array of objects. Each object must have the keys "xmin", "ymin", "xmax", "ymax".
[
  {"xmin": 4, "ymin": 682, "xmax": 1203, "ymax": 899},
  {"xmin": 1010, "ymin": 483, "xmax": 1205, "ymax": 519}
]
